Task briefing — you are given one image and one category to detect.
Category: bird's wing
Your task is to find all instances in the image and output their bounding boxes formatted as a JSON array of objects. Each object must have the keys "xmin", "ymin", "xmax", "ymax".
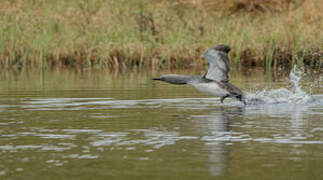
[{"xmin": 203, "ymin": 48, "xmax": 230, "ymax": 82}]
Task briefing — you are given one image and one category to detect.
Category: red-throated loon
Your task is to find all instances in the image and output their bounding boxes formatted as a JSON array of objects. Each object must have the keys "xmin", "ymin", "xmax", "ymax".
[{"xmin": 153, "ymin": 45, "xmax": 246, "ymax": 105}]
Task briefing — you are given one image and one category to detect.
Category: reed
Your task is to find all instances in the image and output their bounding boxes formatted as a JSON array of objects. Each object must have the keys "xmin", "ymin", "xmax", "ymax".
[{"xmin": 0, "ymin": 0, "xmax": 322, "ymax": 70}]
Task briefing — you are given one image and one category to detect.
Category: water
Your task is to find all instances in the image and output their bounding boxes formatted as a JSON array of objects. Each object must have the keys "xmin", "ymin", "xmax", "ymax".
[{"xmin": 0, "ymin": 68, "xmax": 322, "ymax": 180}]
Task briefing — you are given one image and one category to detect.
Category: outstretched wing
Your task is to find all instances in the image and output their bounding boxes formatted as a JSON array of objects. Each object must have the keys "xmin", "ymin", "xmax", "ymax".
[{"xmin": 203, "ymin": 48, "xmax": 230, "ymax": 82}]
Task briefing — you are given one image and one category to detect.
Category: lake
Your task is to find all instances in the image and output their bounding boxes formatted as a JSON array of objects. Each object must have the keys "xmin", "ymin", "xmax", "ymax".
[{"xmin": 0, "ymin": 67, "xmax": 322, "ymax": 180}]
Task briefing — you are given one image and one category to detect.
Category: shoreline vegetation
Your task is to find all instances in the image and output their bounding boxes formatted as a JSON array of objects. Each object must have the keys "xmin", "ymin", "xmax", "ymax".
[{"xmin": 0, "ymin": 0, "xmax": 322, "ymax": 71}]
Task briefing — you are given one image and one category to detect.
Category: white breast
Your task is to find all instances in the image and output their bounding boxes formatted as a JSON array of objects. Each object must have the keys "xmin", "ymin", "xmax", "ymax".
[{"xmin": 191, "ymin": 82, "xmax": 228, "ymax": 97}]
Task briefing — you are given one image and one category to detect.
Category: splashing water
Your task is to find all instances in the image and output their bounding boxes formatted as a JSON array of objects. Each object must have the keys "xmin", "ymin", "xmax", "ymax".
[{"xmin": 246, "ymin": 66, "xmax": 315, "ymax": 105}]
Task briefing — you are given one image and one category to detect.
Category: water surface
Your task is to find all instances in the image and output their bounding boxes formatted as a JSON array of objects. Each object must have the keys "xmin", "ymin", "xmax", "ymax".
[{"xmin": 0, "ymin": 68, "xmax": 322, "ymax": 180}]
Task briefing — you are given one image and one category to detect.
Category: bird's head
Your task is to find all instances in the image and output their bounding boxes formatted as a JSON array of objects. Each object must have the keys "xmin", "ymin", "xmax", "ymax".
[{"xmin": 213, "ymin": 45, "xmax": 231, "ymax": 53}]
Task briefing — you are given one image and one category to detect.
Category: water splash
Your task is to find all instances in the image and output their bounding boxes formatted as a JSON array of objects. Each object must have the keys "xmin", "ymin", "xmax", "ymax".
[{"xmin": 246, "ymin": 66, "xmax": 315, "ymax": 105}]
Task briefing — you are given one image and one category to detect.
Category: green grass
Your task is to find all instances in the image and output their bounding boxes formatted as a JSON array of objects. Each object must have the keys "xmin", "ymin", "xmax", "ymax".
[{"xmin": 0, "ymin": 0, "xmax": 322, "ymax": 70}]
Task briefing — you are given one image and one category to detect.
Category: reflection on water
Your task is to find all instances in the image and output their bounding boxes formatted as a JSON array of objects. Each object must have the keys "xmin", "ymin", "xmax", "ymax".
[
  {"xmin": 0, "ymin": 68, "xmax": 322, "ymax": 179},
  {"xmin": 196, "ymin": 107, "xmax": 243, "ymax": 176}
]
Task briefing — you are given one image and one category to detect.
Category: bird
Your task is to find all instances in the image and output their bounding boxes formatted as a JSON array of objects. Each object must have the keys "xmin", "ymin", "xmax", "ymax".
[{"xmin": 152, "ymin": 45, "xmax": 246, "ymax": 105}]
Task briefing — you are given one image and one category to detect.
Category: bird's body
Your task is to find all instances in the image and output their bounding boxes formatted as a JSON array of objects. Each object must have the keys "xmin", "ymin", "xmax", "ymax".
[
  {"xmin": 192, "ymin": 81, "xmax": 229, "ymax": 97},
  {"xmin": 153, "ymin": 45, "xmax": 245, "ymax": 105}
]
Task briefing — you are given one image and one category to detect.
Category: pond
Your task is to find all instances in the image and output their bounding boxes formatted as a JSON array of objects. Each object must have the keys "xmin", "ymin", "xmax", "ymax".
[{"xmin": 0, "ymin": 67, "xmax": 322, "ymax": 179}]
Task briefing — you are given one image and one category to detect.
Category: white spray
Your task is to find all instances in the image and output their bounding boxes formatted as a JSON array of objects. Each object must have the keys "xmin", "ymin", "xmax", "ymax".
[{"xmin": 246, "ymin": 66, "xmax": 315, "ymax": 105}]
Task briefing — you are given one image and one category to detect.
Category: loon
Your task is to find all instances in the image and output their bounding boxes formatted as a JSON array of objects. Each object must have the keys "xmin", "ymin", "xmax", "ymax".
[{"xmin": 153, "ymin": 45, "xmax": 246, "ymax": 105}]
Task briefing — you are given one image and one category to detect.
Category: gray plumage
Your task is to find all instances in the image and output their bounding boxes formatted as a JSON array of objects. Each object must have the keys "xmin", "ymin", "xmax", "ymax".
[
  {"xmin": 152, "ymin": 75, "xmax": 197, "ymax": 85},
  {"xmin": 203, "ymin": 45, "xmax": 230, "ymax": 82},
  {"xmin": 152, "ymin": 75, "xmax": 208, "ymax": 85},
  {"xmin": 153, "ymin": 45, "xmax": 245, "ymax": 105}
]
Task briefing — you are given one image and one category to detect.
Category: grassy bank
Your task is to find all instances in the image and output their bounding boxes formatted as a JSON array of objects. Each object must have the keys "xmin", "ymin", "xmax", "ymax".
[{"xmin": 0, "ymin": 0, "xmax": 322, "ymax": 70}]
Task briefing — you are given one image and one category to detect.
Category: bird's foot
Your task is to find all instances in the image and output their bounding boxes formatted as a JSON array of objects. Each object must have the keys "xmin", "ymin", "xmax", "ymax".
[
  {"xmin": 237, "ymin": 95, "xmax": 246, "ymax": 106},
  {"xmin": 220, "ymin": 95, "xmax": 229, "ymax": 103}
]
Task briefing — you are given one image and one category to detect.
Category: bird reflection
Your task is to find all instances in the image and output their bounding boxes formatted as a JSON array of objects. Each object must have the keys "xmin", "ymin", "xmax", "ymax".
[{"xmin": 198, "ymin": 107, "xmax": 244, "ymax": 177}]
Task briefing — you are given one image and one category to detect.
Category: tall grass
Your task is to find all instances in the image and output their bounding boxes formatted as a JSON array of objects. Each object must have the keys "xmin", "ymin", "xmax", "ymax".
[{"xmin": 0, "ymin": 0, "xmax": 322, "ymax": 70}]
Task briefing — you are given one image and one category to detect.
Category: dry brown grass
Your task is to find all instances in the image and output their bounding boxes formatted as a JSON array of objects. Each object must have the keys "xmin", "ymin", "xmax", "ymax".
[{"xmin": 0, "ymin": 0, "xmax": 322, "ymax": 70}]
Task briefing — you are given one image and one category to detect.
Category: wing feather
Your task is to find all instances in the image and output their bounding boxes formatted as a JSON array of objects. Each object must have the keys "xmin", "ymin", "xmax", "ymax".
[{"xmin": 203, "ymin": 48, "xmax": 230, "ymax": 82}]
